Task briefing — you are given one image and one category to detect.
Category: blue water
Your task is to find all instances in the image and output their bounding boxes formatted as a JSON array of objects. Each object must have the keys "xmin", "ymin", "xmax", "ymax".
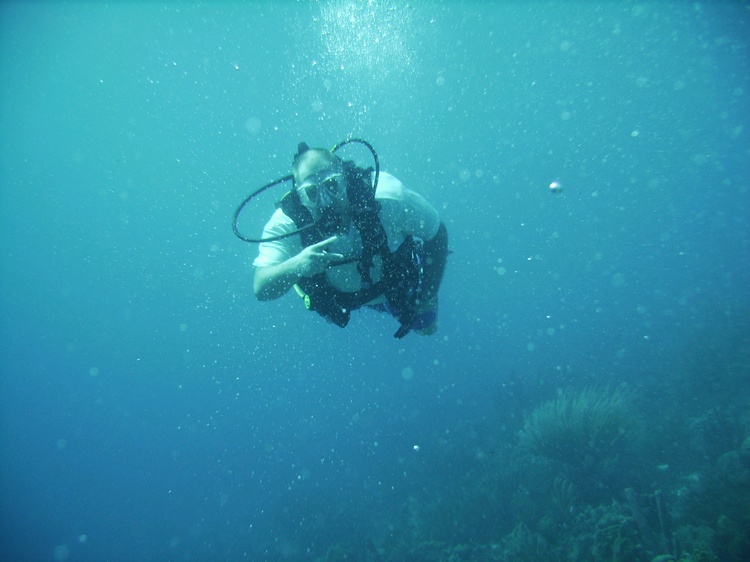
[{"xmin": 1, "ymin": 2, "xmax": 748, "ymax": 561}]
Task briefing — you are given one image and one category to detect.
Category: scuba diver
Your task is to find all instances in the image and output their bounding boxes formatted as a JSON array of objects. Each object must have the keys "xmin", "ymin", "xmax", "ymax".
[{"xmin": 236, "ymin": 139, "xmax": 448, "ymax": 338}]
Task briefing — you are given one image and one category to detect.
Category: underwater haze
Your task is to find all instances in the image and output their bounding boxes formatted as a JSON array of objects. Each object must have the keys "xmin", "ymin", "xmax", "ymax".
[{"xmin": 1, "ymin": 2, "xmax": 749, "ymax": 561}]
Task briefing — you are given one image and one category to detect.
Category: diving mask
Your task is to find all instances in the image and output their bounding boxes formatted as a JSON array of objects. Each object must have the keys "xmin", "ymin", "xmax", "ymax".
[{"xmin": 297, "ymin": 170, "xmax": 346, "ymax": 210}]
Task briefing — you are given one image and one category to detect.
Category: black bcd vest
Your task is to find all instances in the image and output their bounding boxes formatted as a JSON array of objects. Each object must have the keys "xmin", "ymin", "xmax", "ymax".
[{"xmin": 278, "ymin": 163, "xmax": 423, "ymax": 336}]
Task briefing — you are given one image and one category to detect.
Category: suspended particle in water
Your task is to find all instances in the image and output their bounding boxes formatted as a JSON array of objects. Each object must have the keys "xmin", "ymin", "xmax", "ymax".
[{"xmin": 549, "ymin": 181, "xmax": 563, "ymax": 194}]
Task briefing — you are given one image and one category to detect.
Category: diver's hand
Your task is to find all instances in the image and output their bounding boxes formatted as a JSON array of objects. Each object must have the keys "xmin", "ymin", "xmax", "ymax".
[{"xmin": 293, "ymin": 236, "xmax": 345, "ymax": 278}]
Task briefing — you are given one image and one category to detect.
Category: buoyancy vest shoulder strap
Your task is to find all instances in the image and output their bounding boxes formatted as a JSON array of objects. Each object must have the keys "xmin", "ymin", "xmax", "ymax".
[
  {"xmin": 343, "ymin": 163, "xmax": 389, "ymax": 289},
  {"xmin": 277, "ymin": 191, "xmax": 321, "ymax": 247}
]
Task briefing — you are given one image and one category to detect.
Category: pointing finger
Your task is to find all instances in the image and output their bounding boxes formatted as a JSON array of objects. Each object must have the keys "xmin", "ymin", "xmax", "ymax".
[{"xmin": 311, "ymin": 236, "xmax": 338, "ymax": 249}]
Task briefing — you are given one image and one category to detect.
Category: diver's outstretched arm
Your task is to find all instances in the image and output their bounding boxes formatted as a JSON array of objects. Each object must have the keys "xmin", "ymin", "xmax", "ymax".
[{"xmin": 253, "ymin": 236, "xmax": 343, "ymax": 301}]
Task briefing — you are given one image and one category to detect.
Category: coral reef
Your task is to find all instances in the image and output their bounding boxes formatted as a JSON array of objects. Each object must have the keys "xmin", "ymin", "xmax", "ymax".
[
  {"xmin": 320, "ymin": 323, "xmax": 750, "ymax": 562},
  {"xmin": 517, "ymin": 385, "xmax": 636, "ymax": 470},
  {"xmin": 516, "ymin": 384, "xmax": 645, "ymax": 503}
]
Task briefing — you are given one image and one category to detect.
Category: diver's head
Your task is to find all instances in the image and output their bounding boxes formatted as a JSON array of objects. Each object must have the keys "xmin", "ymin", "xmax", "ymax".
[{"xmin": 293, "ymin": 147, "xmax": 348, "ymax": 232}]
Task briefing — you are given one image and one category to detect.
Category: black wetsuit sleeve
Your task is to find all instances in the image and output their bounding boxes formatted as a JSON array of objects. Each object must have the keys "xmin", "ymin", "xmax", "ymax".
[{"xmin": 421, "ymin": 222, "xmax": 448, "ymax": 302}]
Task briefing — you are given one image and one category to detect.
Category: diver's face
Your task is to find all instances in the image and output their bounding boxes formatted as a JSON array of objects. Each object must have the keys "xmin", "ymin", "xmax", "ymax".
[{"xmin": 296, "ymin": 163, "xmax": 347, "ymax": 215}]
